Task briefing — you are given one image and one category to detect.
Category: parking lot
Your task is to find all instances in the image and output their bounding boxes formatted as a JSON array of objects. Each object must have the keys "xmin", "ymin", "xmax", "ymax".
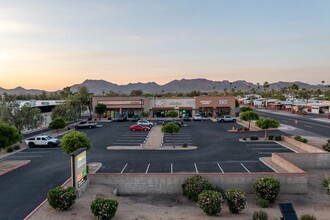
[{"xmin": 81, "ymin": 120, "xmax": 293, "ymax": 173}]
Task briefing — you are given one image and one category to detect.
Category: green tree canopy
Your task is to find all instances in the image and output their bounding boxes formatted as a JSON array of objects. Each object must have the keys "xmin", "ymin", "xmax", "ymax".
[
  {"xmin": 0, "ymin": 121, "xmax": 22, "ymax": 149},
  {"xmin": 256, "ymin": 117, "xmax": 280, "ymax": 139},
  {"xmin": 165, "ymin": 110, "xmax": 178, "ymax": 118},
  {"xmin": 94, "ymin": 103, "xmax": 107, "ymax": 119},
  {"xmin": 60, "ymin": 131, "xmax": 92, "ymax": 154},
  {"xmin": 240, "ymin": 111, "xmax": 259, "ymax": 130},
  {"xmin": 140, "ymin": 111, "xmax": 149, "ymax": 117},
  {"xmin": 161, "ymin": 122, "xmax": 180, "ymax": 135},
  {"xmin": 0, "ymin": 102, "xmax": 43, "ymax": 133},
  {"xmin": 48, "ymin": 117, "xmax": 66, "ymax": 135},
  {"xmin": 240, "ymin": 106, "xmax": 253, "ymax": 113},
  {"xmin": 51, "ymin": 103, "xmax": 78, "ymax": 122}
]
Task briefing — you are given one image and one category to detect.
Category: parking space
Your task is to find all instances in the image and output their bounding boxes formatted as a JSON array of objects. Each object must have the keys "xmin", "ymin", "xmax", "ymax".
[
  {"xmin": 162, "ymin": 127, "xmax": 193, "ymax": 147},
  {"xmin": 111, "ymin": 131, "xmax": 149, "ymax": 146},
  {"xmin": 84, "ymin": 120, "xmax": 291, "ymax": 173}
]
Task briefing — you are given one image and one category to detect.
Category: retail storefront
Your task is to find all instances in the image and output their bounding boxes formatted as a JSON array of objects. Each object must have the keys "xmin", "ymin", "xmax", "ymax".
[
  {"xmin": 148, "ymin": 98, "xmax": 195, "ymax": 118},
  {"xmin": 195, "ymin": 96, "xmax": 236, "ymax": 117},
  {"xmin": 92, "ymin": 96, "xmax": 149, "ymax": 119}
]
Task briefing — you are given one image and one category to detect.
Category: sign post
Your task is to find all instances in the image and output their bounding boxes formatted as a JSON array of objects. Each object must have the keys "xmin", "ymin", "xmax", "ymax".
[{"xmin": 70, "ymin": 148, "xmax": 89, "ymax": 197}]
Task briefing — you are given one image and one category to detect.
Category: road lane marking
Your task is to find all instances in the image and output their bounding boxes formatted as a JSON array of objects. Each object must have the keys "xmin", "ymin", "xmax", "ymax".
[
  {"xmin": 171, "ymin": 163, "xmax": 173, "ymax": 174},
  {"xmin": 145, "ymin": 163, "xmax": 150, "ymax": 174},
  {"xmin": 217, "ymin": 163, "xmax": 224, "ymax": 173},
  {"xmin": 240, "ymin": 163, "xmax": 251, "ymax": 173},
  {"xmin": 121, "ymin": 163, "xmax": 128, "ymax": 173},
  {"xmin": 194, "ymin": 163, "xmax": 198, "ymax": 173}
]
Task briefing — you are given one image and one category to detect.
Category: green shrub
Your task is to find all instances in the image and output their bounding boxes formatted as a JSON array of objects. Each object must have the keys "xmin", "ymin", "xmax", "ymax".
[
  {"xmin": 322, "ymin": 142, "xmax": 330, "ymax": 152},
  {"xmin": 257, "ymin": 198, "xmax": 270, "ymax": 208},
  {"xmin": 90, "ymin": 198, "xmax": 119, "ymax": 220},
  {"xmin": 237, "ymin": 128, "xmax": 242, "ymax": 131},
  {"xmin": 244, "ymin": 128, "xmax": 249, "ymax": 131},
  {"xmin": 253, "ymin": 177, "xmax": 280, "ymax": 203},
  {"xmin": 268, "ymin": 135, "xmax": 274, "ymax": 140},
  {"xmin": 274, "ymin": 136, "xmax": 282, "ymax": 141},
  {"xmin": 250, "ymin": 136, "xmax": 259, "ymax": 141},
  {"xmin": 182, "ymin": 175, "xmax": 214, "ymax": 202},
  {"xmin": 48, "ymin": 187, "xmax": 76, "ymax": 210},
  {"xmin": 328, "ymin": 139, "xmax": 330, "ymax": 143},
  {"xmin": 252, "ymin": 210, "xmax": 268, "ymax": 220},
  {"xmin": 182, "ymin": 143, "xmax": 188, "ymax": 148},
  {"xmin": 225, "ymin": 189, "xmax": 247, "ymax": 214},
  {"xmin": 197, "ymin": 190, "xmax": 224, "ymax": 216},
  {"xmin": 322, "ymin": 175, "xmax": 330, "ymax": 194},
  {"xmin": 300, "ymin": 214, "xmax": 317, "ymax": 220},
  {"xmin": 6, "ymin": 147, "xmax": 13, "ymax": 153},
  {"xmin": 243, "ymin": 137, "xmax": 247, "ymax": 141},
  {"xmin": 13, "ymin": 145, "xmax": 20, "ymax": 150},
  {"xmin": 294, "ymin": 135, "xmax": 307, "ymax": 143}
]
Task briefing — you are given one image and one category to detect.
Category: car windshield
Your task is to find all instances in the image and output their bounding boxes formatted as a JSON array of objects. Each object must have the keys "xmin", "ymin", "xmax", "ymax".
[{"xmin": 45, "ymin": 136, "xmax": 52, "ymax": 140}]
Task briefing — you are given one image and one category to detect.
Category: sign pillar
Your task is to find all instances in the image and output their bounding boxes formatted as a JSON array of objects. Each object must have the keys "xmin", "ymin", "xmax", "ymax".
[{"xmin": 70, "ymin": 148, "xmax": 89, "ymax": 197}]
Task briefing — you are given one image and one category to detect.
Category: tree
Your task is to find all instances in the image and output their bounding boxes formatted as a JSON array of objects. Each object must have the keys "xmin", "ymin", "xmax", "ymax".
[
  {"xmin": 52, "ymin": 103, "xmax": 78, "ymax": 122},
  {"xmin": 60, "ymin": 131, "xmax": 92, "ymax": 154},
  {"xmin": 240, "ymin": 111, "xmax": 259, "ymax": 130},
  {"xmin": 161, "ymin": 122, "xmax": 180, "ymax": 148},
  {"xmin": 48, "ymin": 117, "xmax": 66, "ymax": 135},
  {"xmin": 0, "ymin": 102, "xmax": 43, "ymax": 133},
  {"xmin": 130, "ymin": 90, "xmax": 143, "ymax": 96},
  {"xmin": 0, "ymin": 121, "xmax": 22, "ymax": 150},
  {"xmin": 94, "ymin": 103, "xmax": 107, "ymax": 119},
  {"xmin": 263, "ymin": 82, "xmax": 270, "ymax": 107},
  {"xmin": 240, "ymin": 106, "xmax": 253, "ymax": 113},
  {"xmin": 76, "ymin": 86, "xmax": 93, "ymax": 117},
  {"xmin": 255, "ymin": 117, "xmax": 280, "ymax": 139},
  {"xmin": 165, "ymin": 110, "xmax": 178, "ymax": 118}
]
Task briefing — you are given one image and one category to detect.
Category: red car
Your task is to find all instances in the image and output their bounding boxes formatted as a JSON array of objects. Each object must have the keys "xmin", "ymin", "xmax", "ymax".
[{"xmin": 129, "ymin": 124, "xmax": 151, "ymax": 131}]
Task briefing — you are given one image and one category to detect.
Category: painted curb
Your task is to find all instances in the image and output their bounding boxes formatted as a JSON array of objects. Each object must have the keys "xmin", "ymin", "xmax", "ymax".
[{"xmin": 0, "ymin": 160, "xmax": 31, "ymax": 177}]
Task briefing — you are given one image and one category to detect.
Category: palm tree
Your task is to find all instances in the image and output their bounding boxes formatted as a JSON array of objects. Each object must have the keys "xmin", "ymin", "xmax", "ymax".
[{"xmin": 263, "ymin": 82, "xmax": 270, "ymax": 107}]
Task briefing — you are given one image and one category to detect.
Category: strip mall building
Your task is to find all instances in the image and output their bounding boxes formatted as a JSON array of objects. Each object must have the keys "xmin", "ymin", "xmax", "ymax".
[{"xmin": 92, "ymin": 96, "xmax": 235, "ymax": 118}]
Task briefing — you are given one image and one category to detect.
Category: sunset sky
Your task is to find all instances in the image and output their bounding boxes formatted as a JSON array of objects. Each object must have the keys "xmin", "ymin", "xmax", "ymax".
[{"xmin": 0, "ymin": 0, "xmax": 329, "ymax": 91}]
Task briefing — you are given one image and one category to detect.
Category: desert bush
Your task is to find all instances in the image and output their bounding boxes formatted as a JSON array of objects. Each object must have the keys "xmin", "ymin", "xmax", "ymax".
[
  {"xmin": 244, "ymin": 128, "xmax": 249, "ymax": 131},
  {"xmin": 237, "ymin": 128, "xmax": 242, "ymax": 131},
  {"xmin": 250, "ymin": 136, "xmax": 259, "ymax": 141},
  {"xmin": 243, "ymin": 137, "xmax": 247, "ymax": 141},
  {"xmin": 6, "ymin": 147, "xmax": 13, "ymax": 153},
  {"xmin": 197, "ymin": 190, "xmax": 224, "ymax": 216},
  {"xmin": 252, "ymin": 210, "xmax": 268, "ymax": 220},
  {"xmin": 257, "ymin": 198, "xmax": 269, "ymax": 208},
  {"xmin": 300, "ymin": 214, "xmax": 317, "ymax": 220},
  {"xmin": 268, "ymin": 135, "xmax": 274, "ymax": 140},
  {"xmin": 322, "ymin": 175, "xmax": 330, "ymax": 194},
  {"xmin": 274, "ymin": 136, "xmax": 282, "ymax": 141},
  {"xmin": 253, "ymin": 177, "xmax": 280, "ymax": 203},
  {"xmin": 182, "ymin": 143, "xmax": 188, "ymax": 148},
  {"xmin": 294, "ymin": 135, "xmax": 308, "ymax": 143},
  {"xmin": 225, "ymin": 189, "xmax": 247, "ymax": 214},
  {"xmin": 182, "ymin": 175, "xmax": 214, "ymax": 202},
  {"xmin": 90, "ymin": 198, "xmax": 119, "ymax": 220},
  {"xmin": 13, "ymin": 145, "xmax": 20, "ymax": 150},
  {"xmin": 48, "ymin": 187, "xmax": 76, "ymax": 210},
  {"xmin": 322, "ymin": 142, "xmax": 330, "ymax": 152}
]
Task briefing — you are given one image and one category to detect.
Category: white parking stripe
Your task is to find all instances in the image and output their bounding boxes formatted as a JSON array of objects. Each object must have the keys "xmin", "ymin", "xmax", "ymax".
[
  {"xmin": 217, "ymin": 163, "xmax": 224, "ymax": 173},
  {"xmin": 145, "ymin": 163, "xmax": 150, "ymax": 174},
  {"xmin": 121, "ymin": 163, "xmax": 128, "ymax": 173},
  {"xmin": 240, "ymin": 163, "xmax": 250, "ymax": 173},
  {"xmin": 171, "ymin": 163, "xmax": 173, "ymax": 174},
  {"xmin": 194, "ymin": 163, "xmax": 198, "ymax": 173},
  {"xmin": 10, "ymin": 155, "xmax": 43, "ymax": 158},
  {"xmin": 18, "ymin": 151, "xmax": 52, "ymax": 154}
]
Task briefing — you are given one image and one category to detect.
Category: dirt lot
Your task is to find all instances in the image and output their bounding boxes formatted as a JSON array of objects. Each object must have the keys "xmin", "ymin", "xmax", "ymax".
[{"xmin": 29, "ymin": 169, "xmax": 330, "ymax": 220}]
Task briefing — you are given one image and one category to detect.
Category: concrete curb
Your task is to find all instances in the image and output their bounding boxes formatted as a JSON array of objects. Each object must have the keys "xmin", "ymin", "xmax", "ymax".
[
  {"xmin": 0, "ymin": 160, "xmax": 31, "ymax": 176},
  {"xmin": 106, "ymin": 146, "xmax": 198, "ymax": 150}
]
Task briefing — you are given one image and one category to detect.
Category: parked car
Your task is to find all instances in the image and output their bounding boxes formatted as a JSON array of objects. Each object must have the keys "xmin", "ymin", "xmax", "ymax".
[
  {"xmin": 137, "ymin": 119, "xmax": 153, "ymax": 127},
  {"xmin": 130, "ymin": 124, "xmax": 151, "ymax": 131},
  {"xmin": 193, "ymin": 114, "xmax": 202, "ymax": 121},
  {"xmin": 75, "ymin": 120, "xmax": 97, "ymax": 129},
  {"xmin": 182, "ymin": 115, "xmax": 191, "ymax": 121},
  {"xmin": 162, "ymin": 119, "xmax": 182, "ymax": 127},
  {"xmin": 131, "ymin": 115, "xmax": 140, "ymax": 122},
  {"xmin": 218, "ymin": 115, "xmax": 237, "ymax": 123},
  {"xmin": 115, "ymin": 114, "xmax": 127, "ymax": 121},
  {"xmin": 25, "ymin": 135, "xmax": 60, "ymax": 148}
]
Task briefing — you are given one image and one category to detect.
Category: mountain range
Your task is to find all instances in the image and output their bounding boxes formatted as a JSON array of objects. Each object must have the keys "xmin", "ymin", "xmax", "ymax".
[{"xmin": 0, "ymin": 78, "xmax": 325, "ymax": 95}]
